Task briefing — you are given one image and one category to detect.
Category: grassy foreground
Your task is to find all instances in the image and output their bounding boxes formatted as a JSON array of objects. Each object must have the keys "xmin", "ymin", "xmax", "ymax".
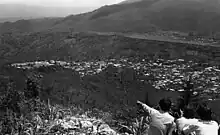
[{"xmin": 0, "ymin": 77, "xmax": 149, "ymax": 135}]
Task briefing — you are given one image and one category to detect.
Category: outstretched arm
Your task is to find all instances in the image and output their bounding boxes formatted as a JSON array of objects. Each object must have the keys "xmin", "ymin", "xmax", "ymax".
[{"xmin": 137, "ymin": 100, "xmax": 159, "ymax": 115}]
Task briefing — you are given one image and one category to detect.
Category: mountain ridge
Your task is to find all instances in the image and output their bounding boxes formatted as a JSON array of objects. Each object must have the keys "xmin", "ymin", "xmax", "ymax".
[{"xmin": 1, "ymin": 0, "xmax": 220, "ymax": 37}]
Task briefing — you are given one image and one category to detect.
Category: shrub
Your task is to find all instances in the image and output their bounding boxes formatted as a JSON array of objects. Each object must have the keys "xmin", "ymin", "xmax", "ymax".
[{"xmin": 0, "ymin": 76, "xmax": 44, "ymax": 134}]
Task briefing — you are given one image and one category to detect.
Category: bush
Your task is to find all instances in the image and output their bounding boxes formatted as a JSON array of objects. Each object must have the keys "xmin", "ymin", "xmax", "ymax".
[
  {"xmin": 0, "ymin": 72, "xmax": 138, "ymax": 134},
  {"xmin": 0, "ymin": 76, "xmax": 45, "ymax": 134},
  {"xmin": 0, "ymin": 81, "xmax": 22, "ymax": 115}
]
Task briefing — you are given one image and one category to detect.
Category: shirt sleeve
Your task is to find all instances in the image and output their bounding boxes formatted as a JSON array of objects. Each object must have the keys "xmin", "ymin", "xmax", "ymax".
[{"xmin": 141, "ymin": 103, "xmax": 159, "ymax": 116}]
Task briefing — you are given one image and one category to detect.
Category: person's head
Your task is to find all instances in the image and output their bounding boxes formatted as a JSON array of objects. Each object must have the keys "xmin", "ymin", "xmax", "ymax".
[
  {"xmin": 159, "ymin": 98, "xmax": 172, "ymax": 112},
  {"xmin": 183, "ymin": 106, "xmax": 197, "ymax": 119},
  {"xmin": 196, "ymin": 104, "xmax": 212, "ymax": 121},
  {"xmin": 177, "ymin": 98, "xmax": 185, "ymax": 110}
]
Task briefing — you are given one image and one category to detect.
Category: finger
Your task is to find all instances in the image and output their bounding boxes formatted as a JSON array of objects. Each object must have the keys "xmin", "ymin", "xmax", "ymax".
[
  {"xmin": 137, "ymin": 100, "xmax": 141, "ymax": 103},
  {"xmin": 137, "ymin": 101, "xmax": 143, "ymax": 105}
]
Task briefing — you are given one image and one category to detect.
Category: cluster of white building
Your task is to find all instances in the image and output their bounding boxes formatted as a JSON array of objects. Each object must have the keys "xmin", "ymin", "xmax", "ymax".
[{"xmin": 11, "ymin": 58, "xmax": 220, "ymax": 95}]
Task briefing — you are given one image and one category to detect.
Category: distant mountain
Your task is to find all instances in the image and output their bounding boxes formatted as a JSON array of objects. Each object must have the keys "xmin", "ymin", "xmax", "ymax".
[
  {"xmin": 0, "ymin": 4, "xmax": 96, "ymax": 33},
  {"xmin": 51, "ymin": 0, "xmax": 220, "ymax": 35},
  {"xmin": 0, "ymin": 17, "xmax": 32, "ymax": 23},
  {"xmin": 0, "ymin": 4, "xmax": 96, "ymax": 22},
  {"xmin": 0, "ymin": 18, "xmax": 64, "ymax": 34},
  {"xmin": 1, "ymin": 0, "xmax": 220, "ymax": 36}
]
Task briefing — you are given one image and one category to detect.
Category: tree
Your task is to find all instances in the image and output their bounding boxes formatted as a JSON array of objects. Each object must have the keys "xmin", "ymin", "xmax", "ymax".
[
  {"xmin": 24, "ymin": 77, "xmax": 39, "ymax": 100},
  {"xmin": 183, "ymin": 76, "xmax": 194, "ymax": 106}
]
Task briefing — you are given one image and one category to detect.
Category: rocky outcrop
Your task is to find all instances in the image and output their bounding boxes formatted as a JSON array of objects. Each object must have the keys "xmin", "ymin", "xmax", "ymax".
[{"xmin": 41, "ymin": 115, "xmax": 117, "ymax": 135}]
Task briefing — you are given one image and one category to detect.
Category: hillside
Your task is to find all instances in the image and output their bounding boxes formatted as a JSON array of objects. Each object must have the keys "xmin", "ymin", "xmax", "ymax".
[
  {"xmin": 55, "ymin": 0, "xmax": 220, "ymax": 34},
  {"xmin": 0, "ymin": 31, "xmax": 219, "ymax": 65},
  {"xmin": 0, "ymin": 17, "xmax": 32, "ymax": 23},
  {"xmin": 0, "ymin": 18, "xmax": 63, "ymax": 34},
  {"xmin": 1, "ymin": 0, "xmax": 220, "ymax": 36}
]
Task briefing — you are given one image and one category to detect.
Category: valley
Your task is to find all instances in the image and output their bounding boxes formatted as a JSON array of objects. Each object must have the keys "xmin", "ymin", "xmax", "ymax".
[{"xmin": 1, "ymin": 0, "xmax": 220, "ymax": 134}]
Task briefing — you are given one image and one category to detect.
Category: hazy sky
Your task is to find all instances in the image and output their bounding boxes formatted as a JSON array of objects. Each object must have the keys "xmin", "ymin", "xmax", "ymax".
[{"xmin": 0, "ymin": 0, "xmax": 124, "ymax": 7}]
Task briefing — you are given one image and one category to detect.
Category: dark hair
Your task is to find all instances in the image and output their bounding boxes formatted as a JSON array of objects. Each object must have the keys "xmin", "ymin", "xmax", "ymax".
[
  {"xmin": 159, "ymin": 98, "xmax": 172, "ymax": 112},
  {"xmin": 183, "ymin": 106, "xmax": 197, "ymax": 119},
  {"xmin": 196, "ymin": 104, "xmax": 212, "ymax": 121},
  {"xmin": 177, "ymin": 98, "xmax": 185, "ymax": 110}
]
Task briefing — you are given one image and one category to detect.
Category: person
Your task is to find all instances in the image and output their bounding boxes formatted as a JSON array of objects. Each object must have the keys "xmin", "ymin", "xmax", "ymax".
[
  {"xmin": 219, "ymin": 125, "xmax": 220, "ymax": 135},
  {"xmin": 181, "ymin": 104, "xmax": 219, "ymax": 135},
  {"xmin": 175, "ymin": 106, "xmax": 199, "ymax": 135},
  {"xmin": 137, "ymin": 98, "xmax": 175, "ymax": 135},
  {"xmin": 183, "ymin": 76, "xmax": 194, "ymax": 106},
  {"xmin": 171, "ymin": 98, "xmax": 185, "ymax": 119}
]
